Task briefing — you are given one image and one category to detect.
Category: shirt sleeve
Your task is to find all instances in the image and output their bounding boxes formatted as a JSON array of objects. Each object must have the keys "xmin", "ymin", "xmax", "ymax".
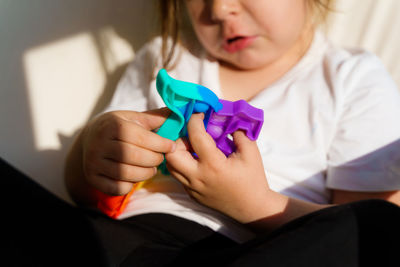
[
  {"xmin": 101, "ymin": 39, "xmax": 161, "ymax": 114},
  {"xmin": 326, "ymin": 51, "xmax": 400, "ymax": 192}
]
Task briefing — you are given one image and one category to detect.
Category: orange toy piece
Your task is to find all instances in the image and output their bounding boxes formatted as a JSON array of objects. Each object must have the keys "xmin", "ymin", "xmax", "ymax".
[{"xmin": 95, "ymin": 182, "xmax": 144, "ymax": 218}]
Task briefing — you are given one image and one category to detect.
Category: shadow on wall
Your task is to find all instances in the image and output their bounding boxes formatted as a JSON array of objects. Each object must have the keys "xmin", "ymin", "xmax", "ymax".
[{"xmin": 0, "ymin": 0, "xmax": 158, "ymax": 202}]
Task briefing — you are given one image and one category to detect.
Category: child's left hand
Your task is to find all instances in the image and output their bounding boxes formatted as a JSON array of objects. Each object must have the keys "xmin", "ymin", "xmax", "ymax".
[{"xmin": 165, "ymin": 113, "xmax": 272, "ymax": 223}]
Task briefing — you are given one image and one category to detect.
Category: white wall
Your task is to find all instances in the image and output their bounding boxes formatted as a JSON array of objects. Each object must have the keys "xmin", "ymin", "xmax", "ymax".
[
  {"xmin": 0, "ymin": 0, "xmax": 399, "ymax": 202},
  {"xmin": 0, "ymin": 0, "xmax": 157, "ymax": 201},
  {"xmin": 327, "ymin": 0, "xmax": 400, "ymax": 85}
]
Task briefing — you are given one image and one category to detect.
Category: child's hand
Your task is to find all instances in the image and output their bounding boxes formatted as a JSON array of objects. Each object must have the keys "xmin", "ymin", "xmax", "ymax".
[
  {"xmin": 165, "ymin": 113, "xmax": 272, "ymax": 223},
  {"xmin": 81, "ymin": 108, "xmax": 176, "ymax": 196}
]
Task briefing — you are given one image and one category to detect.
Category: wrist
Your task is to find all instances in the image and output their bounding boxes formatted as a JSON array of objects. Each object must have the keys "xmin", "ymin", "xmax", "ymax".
[
  {"xmin": 235, "ymin": 189, "xmax": 288, "ymax": 224},
  {"xmin": 243, "ymin": 191, "xmax": 329, "ymax": 232}
]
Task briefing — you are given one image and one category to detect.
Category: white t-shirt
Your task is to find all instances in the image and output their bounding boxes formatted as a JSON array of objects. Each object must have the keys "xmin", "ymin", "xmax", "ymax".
[{"xmin": 103, "ymin": 31, "xmax": 400, "ymax": 242}]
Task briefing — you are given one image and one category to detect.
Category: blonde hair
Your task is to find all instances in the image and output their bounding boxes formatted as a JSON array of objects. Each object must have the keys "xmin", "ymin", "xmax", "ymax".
[
  {"xmin": 158, "ymin": 0, "xmax": 335, "ymax": 71},
  {"xmin": 309, "ymin": 0, "xmax": 336, "ymax": 25}
]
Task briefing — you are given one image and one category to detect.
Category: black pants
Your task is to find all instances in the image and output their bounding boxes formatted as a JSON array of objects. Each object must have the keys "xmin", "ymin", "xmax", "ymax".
[{"xmin": 2, "ymin": 158, "xmax": 400, "ymax": 267}]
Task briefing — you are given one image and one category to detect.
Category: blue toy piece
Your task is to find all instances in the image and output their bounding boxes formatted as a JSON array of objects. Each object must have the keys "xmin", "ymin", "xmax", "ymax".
[
  {"xmin": 156, "ymin": 69, "xmax": 223, "ymax": 173},
  {"xmin": 156, "ymin": 69, "xmax": 222, "ymax": 140}
]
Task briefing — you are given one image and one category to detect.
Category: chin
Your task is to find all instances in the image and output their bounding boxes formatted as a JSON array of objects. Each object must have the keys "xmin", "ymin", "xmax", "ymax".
[
  {"xmin": 218, "ymin": 49, "xmax": 273, "ymax": 70},
  {"xmin": 209, "ymin": 49, "xmax": 271, "ymax": 70},
  {"xmin": 224, "ymin": 57, "xmax": 270, "ymax": 71}
]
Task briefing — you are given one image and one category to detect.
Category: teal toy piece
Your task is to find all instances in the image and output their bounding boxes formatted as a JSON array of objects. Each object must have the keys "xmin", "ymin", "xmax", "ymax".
[
  {"xmin": 155, "ymin": 69, "xmax": 223, "ymax": 173},
  {"xmin": 156, "ymin": 69, "xmax": 222, "ymax": 140}
]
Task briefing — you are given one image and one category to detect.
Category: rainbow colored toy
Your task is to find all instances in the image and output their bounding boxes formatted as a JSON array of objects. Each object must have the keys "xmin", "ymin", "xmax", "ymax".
[
  {"xmin": 155, "ymin": 69, "xmax": 223, "ymax": 173},
  {"xmin": 96, "ymin": 69, "xmax": 264, "ymax": 218},
  {"xmin": 156, "ymin": 69, "xmax": 223, "ymax": 140}
]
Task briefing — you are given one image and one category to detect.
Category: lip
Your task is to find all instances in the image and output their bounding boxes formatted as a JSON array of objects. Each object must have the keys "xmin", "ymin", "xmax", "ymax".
[{"xmin": 222, "ymin": 36, "xmax": 257, "ymax": 53}]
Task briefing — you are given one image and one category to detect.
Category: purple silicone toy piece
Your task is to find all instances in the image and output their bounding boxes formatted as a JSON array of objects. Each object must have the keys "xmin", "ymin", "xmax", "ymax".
[{"xmin": 206, "ymin": 99, "xmax": 264, "ymax": 156}]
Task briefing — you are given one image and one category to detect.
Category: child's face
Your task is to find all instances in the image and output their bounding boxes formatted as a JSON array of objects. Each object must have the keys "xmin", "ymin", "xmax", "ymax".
[{"xmin": 184, "ymin": 0, "xmax": 312, "ymax": 70}]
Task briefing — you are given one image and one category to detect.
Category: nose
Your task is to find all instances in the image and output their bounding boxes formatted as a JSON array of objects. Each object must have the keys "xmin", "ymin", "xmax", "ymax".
[{"xmin": 211, "ymin": 0, "xmax": 240, "ymax": 21}]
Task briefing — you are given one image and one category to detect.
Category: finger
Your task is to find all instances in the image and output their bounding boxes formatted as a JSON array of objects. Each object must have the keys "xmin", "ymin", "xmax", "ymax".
[
  {"xmin": 165, "ymin": 165, "xmax": 190, "ymax": 187},
  {"xmin": 165, "ymin": 137, "xmax": 198, "ymax": 181},
  {"xmin": 175, "ymin": 137, "xmax": 191, "ymax": 152},
  {"xmin": 187, "ymin": 113, "xmax": 224, "ymax": 161},
  {"xmin": 110, "ymin": 117, "xmax": 176, "ymax": 154},
  {"xmin": 185, "ymin": 187, "xmax": 203, "ymax": 202},
  {"xmin": 165, "ymin": 147, "xmax": 198, "ymax": 179},
  {"xmin": 103, "ymin": 139, "xmax": 165, "ymax": 167},
  {"xmin": 232, "ymin": 130, "xmax": 260, "ymax": 158},
  {"xmin": 141, "ymin": 107, "xmax": 172, "ymax": 130},
  {"xmin": 88, "ymin": 174, "xmax": 134, "ymax": 196},
  {"xmin": 115, "ymin": 107, "xmax": 171, "ymax": 131},
  {"xmin": 98, "ymin": 158, "xmax": 157, "ymax": 183},
  {"xmin": 166, "ymin": 164, "xmax": 204, "ymax": 194}
]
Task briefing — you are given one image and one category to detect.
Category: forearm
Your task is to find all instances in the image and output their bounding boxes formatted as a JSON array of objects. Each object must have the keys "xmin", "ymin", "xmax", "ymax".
[
  {"xmin": 245, "ymin": 191, "xmax": 332, "ymax": 233},
  {"xmin": 332, "ymin": 189, "xmax": 400, "ymax": 206},
  {"xmin": 244, "ymin": 189, "xmax": 400, "ymax": 233},
  {"xmin": 64, "ymin": 128, "xmax": 97, "ymax": 207}
]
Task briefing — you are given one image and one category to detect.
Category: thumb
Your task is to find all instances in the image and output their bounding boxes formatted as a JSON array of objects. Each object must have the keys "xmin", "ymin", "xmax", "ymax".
[
  {"xmin": 232, "ymin": 130, "xmax": 259, "ymax": 158},
  {"xmin": 116, "ymin": 107, "xmax": 171, "ymax": 131},
  {"xmin": 141, "ymin": 107, "xmax": 172, "ymax": 130}
]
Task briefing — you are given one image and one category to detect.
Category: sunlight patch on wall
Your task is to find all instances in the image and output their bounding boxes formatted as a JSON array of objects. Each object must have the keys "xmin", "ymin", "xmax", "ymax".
[
  {"xmin": 98, "ymin": 26, "xmax": 135, "ymax": 73},
  {"xmin": 24, "ymin": 29, "xmax": 135, "ymax": 151},
  {"xmin": 24, "ymin": 32, "xmax": 107, "ymax": 150}
]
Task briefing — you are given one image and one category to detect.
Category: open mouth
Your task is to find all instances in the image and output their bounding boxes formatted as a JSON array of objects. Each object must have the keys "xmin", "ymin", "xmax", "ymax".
[
  {"xmin": 223, "ymin": 36, "xmax": 256, "ymax": 53},
  {"xmin": 227, "ymin": 36, "xmax": 244, "ymax": 44}
]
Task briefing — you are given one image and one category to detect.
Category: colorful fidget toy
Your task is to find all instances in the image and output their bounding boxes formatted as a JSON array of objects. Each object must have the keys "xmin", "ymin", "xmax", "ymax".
[
  {"xmin": 156, "ymin": 69, "xmax": 223, "ymax": 138},
  {"xmin": 156, "ymin": 69, "xmax": 223, "ymax": 173},
  {"xmin": 156, "ymin": 69, "xmax": 263, "ymax": 157},
  {"xmin": 96, "ymin": 69, "xmax": 264, "ymax": 218}
]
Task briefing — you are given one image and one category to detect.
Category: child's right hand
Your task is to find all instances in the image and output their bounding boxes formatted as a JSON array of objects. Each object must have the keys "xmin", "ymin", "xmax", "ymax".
[{"xmin": 81, "ymin": 108, "xmax": 176, "ymax": 196}]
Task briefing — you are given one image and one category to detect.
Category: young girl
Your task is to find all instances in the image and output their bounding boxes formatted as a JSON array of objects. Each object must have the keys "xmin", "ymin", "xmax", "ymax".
[{"xmin": 9, "ymin": 0, "xmax": 400, "ymax": 266}]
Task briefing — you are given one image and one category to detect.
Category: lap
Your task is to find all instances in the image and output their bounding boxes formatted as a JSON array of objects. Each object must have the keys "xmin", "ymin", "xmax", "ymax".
[
  {"xmin": 2, "ymin": 158, "xmax": 399, "ymax": 267},
  {"xmin": 171, "ymin": 200, "xmax": 400, "ymax": 266},
  {"xmin": 0, "ymin": 158, "xmax": 217, "ymax": 266}
]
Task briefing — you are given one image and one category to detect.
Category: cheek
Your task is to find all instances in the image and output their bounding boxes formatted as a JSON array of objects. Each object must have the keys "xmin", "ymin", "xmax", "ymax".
[
  {"xmin": 186, "ymin": 4, "xmax": 220, "ymax": 52},
  {"xmin": 254, "ymin": 1, "xmax": 308, "ymax": 45},
  {"xmin": 190, "ymin": 23, "xmax": 220, "ymax": 56}
]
